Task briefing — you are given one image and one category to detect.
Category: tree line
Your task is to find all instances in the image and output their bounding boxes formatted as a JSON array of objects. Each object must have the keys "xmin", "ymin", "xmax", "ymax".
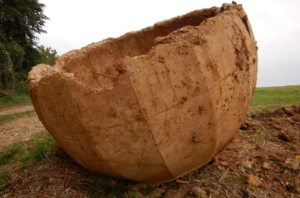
[{"xmin": 0, "ymin": 0, "xmax": 57, "ymax": 90}]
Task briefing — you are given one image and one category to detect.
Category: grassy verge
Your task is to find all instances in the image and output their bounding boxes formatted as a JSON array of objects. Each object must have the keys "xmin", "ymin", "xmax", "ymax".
[
  {"xmin": 0, "ymin": 110, "xmax": 35, "ymax": 124},
  {"xmin": 0, "ymin": 83, "xmax": 31, "ymax": 107},
  {"xmin": 250, "ymin": 85, "xmax": 300, "ymax": 112},
  {"xmin": 0, "ymin": 130, "xmax": 57, "ymax": 191},
  {"xmin": 0, "ymin": 144, "xmax": 23, "ymax": 165},
  {"xmin": 0, "ymin": 130, "xmax": 57, "ymax": 166},
  {"xmin": 251, "ymin": 85, "xmax": 300, "ymax": 107},
  {"xmin": 20, "ymin": 131, "xmax": 57, "ymax": 163}
]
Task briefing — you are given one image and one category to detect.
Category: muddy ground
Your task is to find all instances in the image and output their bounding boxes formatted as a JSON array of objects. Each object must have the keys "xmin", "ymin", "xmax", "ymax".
[{"xmin": 0, "ymin": 105, "xmax": 300, "ymax": 198}]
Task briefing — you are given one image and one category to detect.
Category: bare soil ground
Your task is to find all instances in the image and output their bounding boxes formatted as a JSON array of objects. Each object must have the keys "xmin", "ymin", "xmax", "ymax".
[
  {"xmin": 0, "ymin": 106, "xmax": 44, "ymax": 149},
  {"xmin": 1, "ymin": 105, "xmax": 300, "ymax": 198}
]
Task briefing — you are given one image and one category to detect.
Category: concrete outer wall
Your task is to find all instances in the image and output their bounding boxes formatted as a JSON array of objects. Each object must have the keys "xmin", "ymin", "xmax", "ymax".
[{"xmin": 28, "ymin": 3, "xmax": 257, "ymax": 185}]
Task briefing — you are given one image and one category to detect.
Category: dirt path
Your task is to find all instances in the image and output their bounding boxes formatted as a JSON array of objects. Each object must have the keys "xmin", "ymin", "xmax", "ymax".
[
  {"xmin": 0, "ymin": 105, "xmax": 44, "ymax": 149},
  {"xmin": 0, "ymin": 105, "xmax": 34, "ymax": 116}
]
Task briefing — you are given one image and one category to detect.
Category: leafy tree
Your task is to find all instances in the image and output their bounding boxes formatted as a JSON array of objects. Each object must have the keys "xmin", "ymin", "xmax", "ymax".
[
  {"xmin": 37, "ymin": 45, "xmax": 57, "ymax": 66},
  {"xmin": 0, "ymin": 0, "xmax": 50, "ymax": 89},
  {"xmin": 4, "ymin": 41, "xmax": 25, "ymax": 71},
  {"xmin": 0, "ymin": 0, "xmax": 49, "ymax": 46},
  {"xmin": 0, "ymin": 43, "xmax": 14, "ymax": 89},
  {"xmin": 21, "ymin": 44, "xmax": 41, "ymax": 73}
]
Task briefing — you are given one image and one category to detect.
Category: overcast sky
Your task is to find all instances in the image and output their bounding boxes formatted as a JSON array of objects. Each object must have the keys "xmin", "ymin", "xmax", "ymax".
[{"xmin": 37, "ymin": 0, "xmax": 300, "ymax": 88}]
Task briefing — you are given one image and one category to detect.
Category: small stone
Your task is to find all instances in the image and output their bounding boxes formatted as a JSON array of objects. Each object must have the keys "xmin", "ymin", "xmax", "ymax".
[
  {"xmin": 192, "ymin": 187, "xmax": 208, "ymax": 198},
  {"xmin": 284, "ymin": 158, "xmax": 300, "ymax": 171},
  {"xmin": 263, "ymin": 162, "xmax": 271, "ymax": 169},
  {"xmin": 192, "ymin": 179, "xmax": 201, "ymax": 183},
  {"xmin": 243, "ymin": 161, "xmax": 252, "ymax": 169},
  {"xmin": 217, "ymin": 165, "xmax": 225, "ymax": 171},
  {"xmin": 220, "ymin": 161, "xmax": 230, "ymax": 167},
  {"xmin": 246, "ymin": 174, "xmax": 263, "ymax": 187}
]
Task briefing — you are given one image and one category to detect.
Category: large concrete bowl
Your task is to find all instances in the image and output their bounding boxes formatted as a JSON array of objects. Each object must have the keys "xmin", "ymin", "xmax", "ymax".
[{"xmin": 28, "ymin": 3, "xmax": 258, "ymax": 185}]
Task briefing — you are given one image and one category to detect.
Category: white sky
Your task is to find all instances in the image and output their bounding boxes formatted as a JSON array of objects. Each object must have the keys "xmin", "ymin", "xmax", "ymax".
[{"xmin": 37, "ymin": 0, "xmax": 300, "ymax": 88}]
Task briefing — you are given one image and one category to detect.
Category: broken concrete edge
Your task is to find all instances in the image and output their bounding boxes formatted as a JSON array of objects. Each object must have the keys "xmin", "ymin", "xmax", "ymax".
[{"xmin": 28, "ymin": 2, "xmax": 251, "ymax": 92}]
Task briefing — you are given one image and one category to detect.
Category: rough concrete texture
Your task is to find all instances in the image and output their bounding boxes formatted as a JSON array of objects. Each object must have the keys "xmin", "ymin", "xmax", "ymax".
[{"xmin": 28, "ymin": 3, "xmax": 258, "ymax": 185}]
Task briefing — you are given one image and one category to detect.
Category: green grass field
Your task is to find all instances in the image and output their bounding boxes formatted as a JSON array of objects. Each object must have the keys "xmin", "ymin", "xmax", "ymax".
[
  {"xmin": 0, "ymin": 83, "xmax": 31, "ymax": 107},
  {"xmin": 250, "ymin": 85, "xmax": 300, "ymax": 107},
  {"xmin": 0, "ymin": 84, "xmax": 299, "ymax": 109}
]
